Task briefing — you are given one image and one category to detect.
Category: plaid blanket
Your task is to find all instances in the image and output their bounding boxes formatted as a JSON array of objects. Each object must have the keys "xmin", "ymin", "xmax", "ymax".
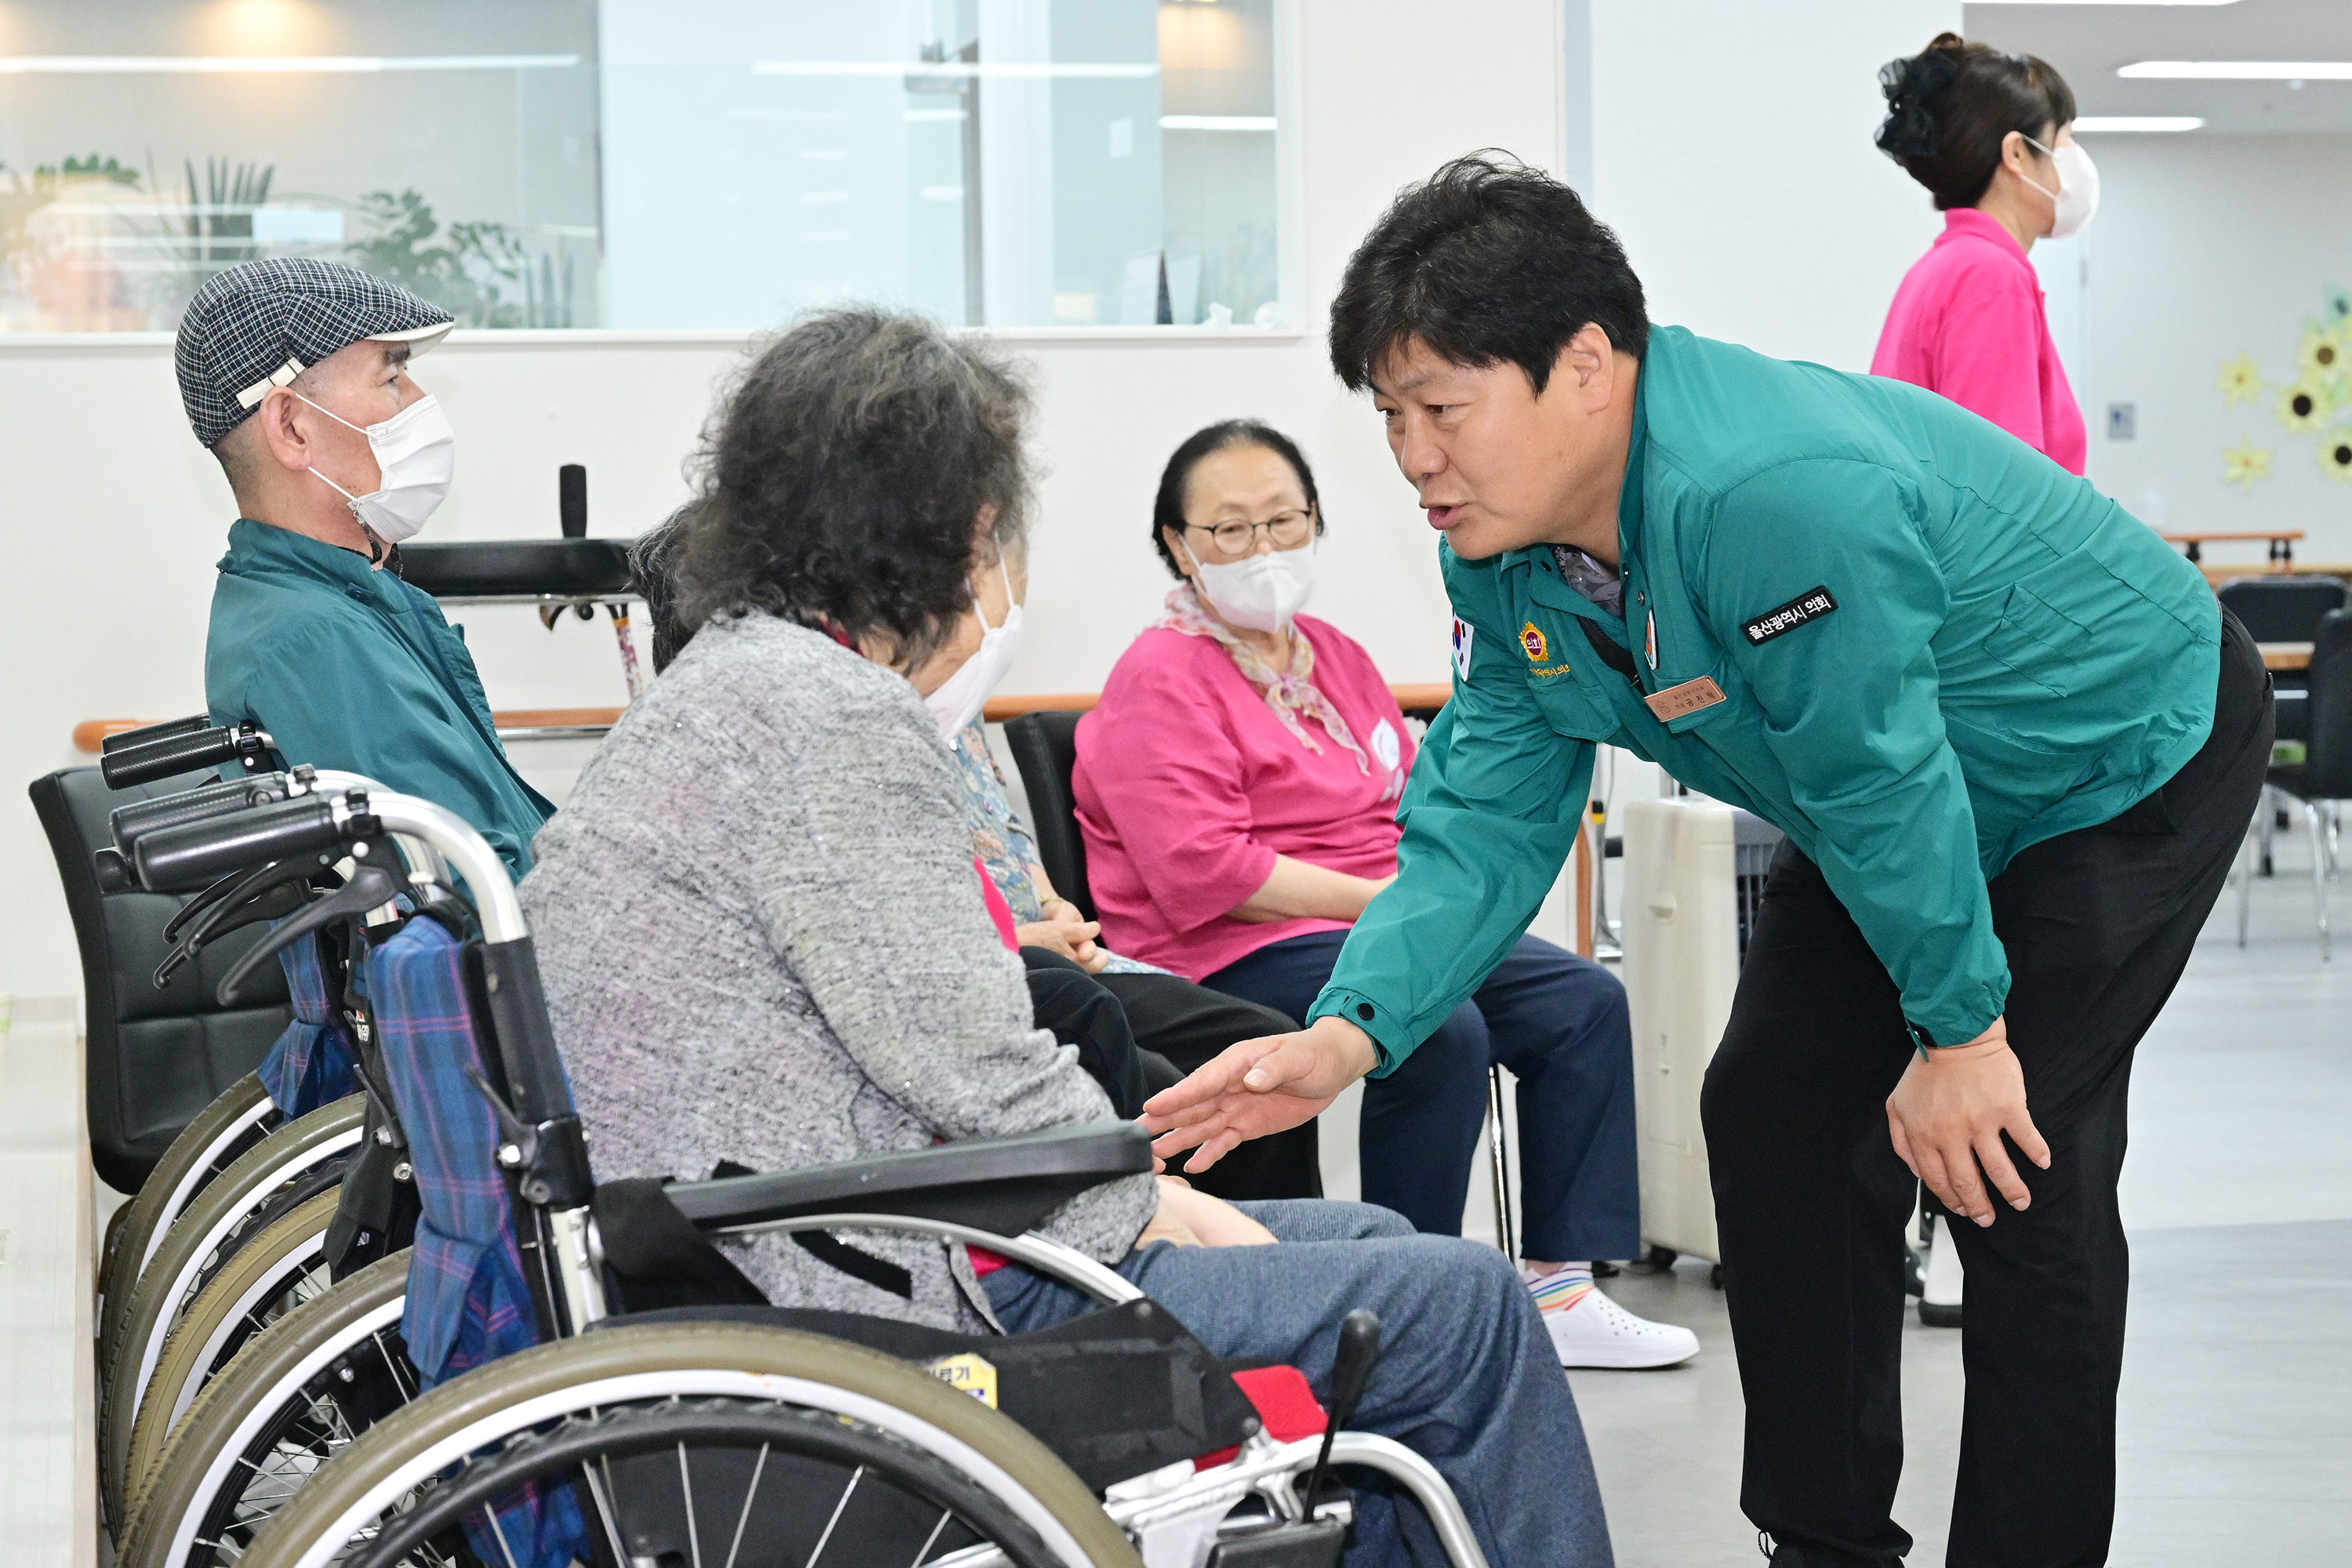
[
  {"xmin": 366, "ymin": 914, "xmax": 584, "ymax": 1565},
  {"xmin": 256, "ymin": 929, "xmax": 356, "ymax": 1117}
]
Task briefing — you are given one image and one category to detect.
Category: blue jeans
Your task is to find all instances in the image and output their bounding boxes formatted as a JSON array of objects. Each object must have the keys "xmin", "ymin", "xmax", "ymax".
[
  {"xmin": 985, "ymin": 1200, "xmax": 1612, "ymax": 1568},
  {"xmin": 1206, "ymin": 932, "xmax": 1639, "ymax": 1263}
]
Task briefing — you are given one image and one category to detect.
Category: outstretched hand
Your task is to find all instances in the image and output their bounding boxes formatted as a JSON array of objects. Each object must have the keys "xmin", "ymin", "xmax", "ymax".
[{"xmin": 1142, "ymin": 1014, "xmax": 1378, "ymax": 1174}]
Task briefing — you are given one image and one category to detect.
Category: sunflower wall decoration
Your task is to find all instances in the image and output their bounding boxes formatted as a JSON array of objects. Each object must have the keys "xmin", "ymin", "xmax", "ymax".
[{"xmin": 2216, "ymin": 285, "xmax": 2352, "ymax": 488}]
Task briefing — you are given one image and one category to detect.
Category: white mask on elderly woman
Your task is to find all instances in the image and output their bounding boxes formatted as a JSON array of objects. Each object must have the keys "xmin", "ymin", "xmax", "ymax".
[
  {"xmin": 924, "ymin": 561, "xmax": 1025, "ymax": 741},
  {"xmin": 1192, "ymin": 541, "xmax": 1318, "ymax": 633}
]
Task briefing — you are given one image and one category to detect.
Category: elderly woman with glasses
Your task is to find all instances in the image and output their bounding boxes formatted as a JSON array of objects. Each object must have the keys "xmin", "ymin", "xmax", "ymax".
[{"xmin": 1073, "ymin": 419, "xmax": 1699, "ymax": 1370}]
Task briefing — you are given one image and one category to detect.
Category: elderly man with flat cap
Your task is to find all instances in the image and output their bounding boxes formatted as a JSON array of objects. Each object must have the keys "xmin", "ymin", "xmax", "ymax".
[{"xmin": 180, "ymin": 257, "xmax": 552, "ymax": 874}]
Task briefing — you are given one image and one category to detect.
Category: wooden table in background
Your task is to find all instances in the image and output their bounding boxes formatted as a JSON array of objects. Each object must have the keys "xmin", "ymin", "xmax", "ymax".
[
  {"xmin": 2163, "ymin": 528, "xmax": 2305, "ymax": 568},
  {"xmin": 2259, "ymin": 642, "xmax": 2313, "ymax": 673}
]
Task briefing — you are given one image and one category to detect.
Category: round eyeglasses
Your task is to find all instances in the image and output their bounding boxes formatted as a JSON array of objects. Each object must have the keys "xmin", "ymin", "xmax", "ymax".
[{"xmin": 1184, "ymin": 509, "xmax": 1316, "ymax": 555}]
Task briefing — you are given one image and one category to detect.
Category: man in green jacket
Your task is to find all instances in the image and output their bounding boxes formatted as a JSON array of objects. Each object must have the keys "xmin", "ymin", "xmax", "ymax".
[
  {"xmin": 1145, "ymin": 156, "xmax": 2270, "ymax": 1567},
  {"xmin": 178, "ymin": 259, "xmax": 553, "ymax": 876}
]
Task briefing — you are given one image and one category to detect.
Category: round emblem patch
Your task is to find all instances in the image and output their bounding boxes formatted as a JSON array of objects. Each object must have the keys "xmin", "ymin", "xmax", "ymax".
[{"xmin": 1520, "ymin": 622, "xmax": 1548, "ymax": 662}]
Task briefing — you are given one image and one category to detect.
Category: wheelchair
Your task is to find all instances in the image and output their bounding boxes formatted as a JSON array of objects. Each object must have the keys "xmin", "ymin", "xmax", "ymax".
[
  {"xmin": 100, "ymin": 747, "xmax": 1491, "ymax": 1566},
  {"xmin": 83, "ymin": 720, "xmax": 448, "ymax": 1533}
]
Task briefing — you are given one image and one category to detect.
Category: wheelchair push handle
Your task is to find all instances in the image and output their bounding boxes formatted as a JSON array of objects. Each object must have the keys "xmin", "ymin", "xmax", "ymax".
[
  {"xmin": 132, "ymin": 793, "xmax": 360, "ymax": 894},
  {"xmin": 100, "ymin": 721, "xmax": 274, "ymax": 789},
  {"xmin": 100, "ymin": 713, "xmax": 211, "ymax": 755},
  {"xmin": 111, "ymin": 774, "xmax": 289, "ymax": 855}
]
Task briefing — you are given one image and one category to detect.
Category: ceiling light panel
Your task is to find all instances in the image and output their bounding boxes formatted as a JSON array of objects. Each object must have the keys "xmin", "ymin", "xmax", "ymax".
[
  {"xmin": 2120, "ymin": 61, "xmax": 2352, "ymax": 78},
  {"xmin": 2072, "ymin": 115, "xmax": 2206, "ymax": 131}
]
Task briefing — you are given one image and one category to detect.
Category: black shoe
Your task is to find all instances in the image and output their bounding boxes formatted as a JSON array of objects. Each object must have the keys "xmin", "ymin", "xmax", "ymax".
[{"xmin": 1917, "ymin": 1298, "xmax": 1963, "ymax": 1329}]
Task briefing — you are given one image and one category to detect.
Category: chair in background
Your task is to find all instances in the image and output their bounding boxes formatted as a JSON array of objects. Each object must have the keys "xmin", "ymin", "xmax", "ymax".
[
  {"xmin": 2218, "ymin": 575, "xmax": 2346, "ymax": 746},
  {"xmin": 2249, "ymin": 608, "xmax": 2352, "ymax": 957},
  {"xmin": 28, "ymin": 767, "xmax": 292, "ymax": 1192},
  {"xmin": 1002, "ymin": 710, "xmax": 1095, "ymax": 922},
  {"xmin": 1001, "ymin": 702, "xmax": 1530, "ymax": 1260}
]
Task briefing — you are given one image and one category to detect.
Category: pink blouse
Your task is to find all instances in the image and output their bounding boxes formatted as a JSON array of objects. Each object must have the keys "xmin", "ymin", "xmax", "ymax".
[
  {"xmin": 1073, "ymin": 616, "xmax": 1416, "ymax": 982},
  {"xmin": 1872, "ymin": 207, "xmax": 2086, "ymax": 475}
]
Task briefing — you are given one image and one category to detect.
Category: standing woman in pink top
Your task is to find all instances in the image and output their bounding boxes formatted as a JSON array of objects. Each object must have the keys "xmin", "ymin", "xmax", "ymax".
[
  {"xmin": 1871, "ymin": 34, "xmax": 2094, "ymax": 473},
  {"xmin": 1073, "ymin": 419, "xmax": 1700, "ymax": 1369}
]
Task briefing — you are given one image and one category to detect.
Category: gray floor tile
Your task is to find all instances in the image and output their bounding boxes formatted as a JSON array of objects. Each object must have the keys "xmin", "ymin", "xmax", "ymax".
[{"xmin": 1578, "ymin": 846, "xmax": 2350, "ymax": 1566}]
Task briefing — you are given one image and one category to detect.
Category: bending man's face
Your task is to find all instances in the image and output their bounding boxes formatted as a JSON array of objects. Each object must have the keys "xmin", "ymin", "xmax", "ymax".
[{"xmin": 1369, "ymin": 332, "xmax": 1620, "ymax": 562}]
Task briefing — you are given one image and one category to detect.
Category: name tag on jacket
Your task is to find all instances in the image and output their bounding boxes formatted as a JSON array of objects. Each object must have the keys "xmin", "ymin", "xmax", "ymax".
[{"xmin": 1644, "ymin": 677, "xmax": 1728, "ymax": 722}]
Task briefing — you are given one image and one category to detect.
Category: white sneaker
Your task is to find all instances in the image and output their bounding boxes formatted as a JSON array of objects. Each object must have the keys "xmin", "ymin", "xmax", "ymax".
[{"xmin": 1531, "ymin": 1275, "xmax": 1700, "ymax": 1369}]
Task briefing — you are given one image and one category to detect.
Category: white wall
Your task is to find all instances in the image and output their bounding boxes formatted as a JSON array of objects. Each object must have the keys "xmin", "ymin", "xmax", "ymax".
[
  {"xmin": 0, "ymin": 0, "xmax": 1563, "ymax": 1006},
  {"xmin": 1589, "ymin": 0, "xmax": 1960, "ymax": 372},
  {"xmin": 2080, "ymin": 133, "xmax": 2352, "ymax": 571},
  {"xmin": 0, "ymin": 0, "xmax": 1986, "ymax": 1007}
]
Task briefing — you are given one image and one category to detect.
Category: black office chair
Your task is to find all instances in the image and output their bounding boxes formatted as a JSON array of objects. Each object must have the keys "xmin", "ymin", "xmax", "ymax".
[
  {"xmin": 1002, "ymin": 709, "xmax": 1094, "ymax": 921},
  {"xmin": 2218, "ymin": 576, "xmax": 2347, "ymax": 744},
  {"xmin": 2259, "ymin": 608, "xmax": 2352, "ymax": 958},
  {"xmin": 29, "ymin": 767, "xmax": 292, "ymax": 1192}
]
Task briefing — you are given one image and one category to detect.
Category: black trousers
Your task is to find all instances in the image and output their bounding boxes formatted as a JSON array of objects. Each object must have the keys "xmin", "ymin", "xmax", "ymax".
[
  {"xmin": 1020, "ymin": 951, "xmax": 1321, "ymax": 1204},
  {"xmin": 1701, "ymin": 611, "xmax": 2271, "ymax": 1568}
]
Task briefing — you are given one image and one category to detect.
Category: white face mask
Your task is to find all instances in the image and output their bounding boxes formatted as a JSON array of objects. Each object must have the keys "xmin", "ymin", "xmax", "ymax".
[
  {"xmin": 2020, "ymin": 137, "xmax": 2099, "ymax": 241},
  {"xmin": 1189, "ymin": 540, "xmax": 1318, "ymax": 633},
  {"xmin": 924, "ymin": 561, "xmax": 1025, "ymax": 741},
  {"xmin": 298, "ymin": 391, "xmax": 457, "ymax": 546}
]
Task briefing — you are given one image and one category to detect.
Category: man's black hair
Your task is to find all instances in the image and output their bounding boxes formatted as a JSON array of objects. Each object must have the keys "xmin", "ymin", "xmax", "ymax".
[
  {"xmin": 1328, "ymin": 151, "xmax": 1648, "ymax": 396},
  {"xmin": 1149, "ymin": 419, "xmax": 1324, "ymax": 579}
]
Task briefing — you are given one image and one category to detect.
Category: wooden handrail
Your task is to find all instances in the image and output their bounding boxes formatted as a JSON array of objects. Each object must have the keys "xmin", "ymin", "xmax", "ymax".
[
  {"xmin": 74, "ymin": 685, "xmax": 1460, "ymax": 753},
  {"xmin": 982, "ymin": 684, "xmax": 1454, "ymax": 724}
]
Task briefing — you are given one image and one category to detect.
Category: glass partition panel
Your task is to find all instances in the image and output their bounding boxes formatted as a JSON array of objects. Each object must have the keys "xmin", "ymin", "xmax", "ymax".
[{"xmin": 0, "ymin": 0, "xmax": 1285, "ymax": 332}]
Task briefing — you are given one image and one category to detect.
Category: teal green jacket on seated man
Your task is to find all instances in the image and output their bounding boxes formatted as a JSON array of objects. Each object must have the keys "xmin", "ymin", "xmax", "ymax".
[
  {"xmin": 205, "ymin": 518, "xmax": 556, "ymax": 876},
  {"xmin": 1310, "ymin": 325, "xmax": 2220, "ymax": 1069}
]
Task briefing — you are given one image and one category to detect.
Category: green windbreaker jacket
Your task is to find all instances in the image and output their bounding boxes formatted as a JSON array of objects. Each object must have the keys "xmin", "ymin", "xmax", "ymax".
[
  {"xmin": 205, "ymin": 518, "xmax": 556, "ymax": 876},
  {"xmin": 1311, "ymin": 325, "xmax": 2219, "ymax": 1068}
]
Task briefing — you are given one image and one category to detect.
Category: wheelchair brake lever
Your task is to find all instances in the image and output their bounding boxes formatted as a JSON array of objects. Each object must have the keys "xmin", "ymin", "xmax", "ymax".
[
  {"xmin": 163, "ymin": 866, "xmax": 264, "ymax": 946},
  {"xmin": 1301, "ymin": 1309, "xmax": 1381, "ymax": 1517},
  {"xmin": 463, "ymin": 1062, "xmax": 541, "ymax": 1170},
  {"xmin": 154, "ymin": 858, "xmax": 327, "ymax": 989},
  {"xmin": 216, "ymin": 860, "xmax": 400, "ymax": 1007},
  {"xmin": 154, "ymin": 872, "xmax": 315, "ymax": 990}
]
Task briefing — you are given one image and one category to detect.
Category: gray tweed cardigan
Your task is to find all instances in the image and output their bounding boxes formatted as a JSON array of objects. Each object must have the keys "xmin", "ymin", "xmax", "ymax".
[{"xmin": 518, "ymin": 613, "xmax": 1156, "ymax": 1329}]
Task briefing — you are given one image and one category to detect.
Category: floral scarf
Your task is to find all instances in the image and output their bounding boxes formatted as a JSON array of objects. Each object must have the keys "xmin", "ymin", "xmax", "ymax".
[{"xmin": 1156, "ymin": 583, "xmax": 1374, "ymax": 776}]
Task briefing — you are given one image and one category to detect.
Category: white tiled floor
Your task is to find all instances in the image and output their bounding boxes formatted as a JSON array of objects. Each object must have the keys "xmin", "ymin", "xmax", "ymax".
[{"xmin": 0, "ymin": 1019, "xmax": 100, "ymax": 1568}]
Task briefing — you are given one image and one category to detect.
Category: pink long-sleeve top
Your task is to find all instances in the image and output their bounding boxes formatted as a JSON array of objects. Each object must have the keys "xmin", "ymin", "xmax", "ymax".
[
  {"xmin": 1871, "ymin": 207, "xmax": 2086, "ymax": 475},
  {"xmin": 1072, "ymin": 616, "xmax": 1416, "ymax": 982}
]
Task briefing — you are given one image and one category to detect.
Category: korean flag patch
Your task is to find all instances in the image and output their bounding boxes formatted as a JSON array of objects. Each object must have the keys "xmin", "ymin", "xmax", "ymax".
[{"xmin": 1451, "ymin": 617, "xmax": 1476, "ymax": 681}]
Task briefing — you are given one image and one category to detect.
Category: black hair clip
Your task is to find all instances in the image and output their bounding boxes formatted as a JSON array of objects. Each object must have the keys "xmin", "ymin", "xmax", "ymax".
[{"xmin": 1875, "ymin": 51, "xmax": 1956, "ymax": 161}]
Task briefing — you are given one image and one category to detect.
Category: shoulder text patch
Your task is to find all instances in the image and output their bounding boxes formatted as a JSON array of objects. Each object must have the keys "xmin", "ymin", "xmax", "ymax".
[{"xmin": 1741, "ymin": 586, "xmax": 1838, "ymax": 647}]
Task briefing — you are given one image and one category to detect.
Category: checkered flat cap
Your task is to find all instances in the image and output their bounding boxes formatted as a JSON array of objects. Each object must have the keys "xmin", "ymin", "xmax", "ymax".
[{"xmin": 175, "ymin": 258, "xmax": 454, "ymax": 447}]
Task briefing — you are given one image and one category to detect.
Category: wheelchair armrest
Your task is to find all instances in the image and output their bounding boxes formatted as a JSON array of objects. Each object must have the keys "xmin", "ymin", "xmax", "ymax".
[{"xmin": 662, "ymin": 1120, "xmax": 1153, "ymax": 1240}]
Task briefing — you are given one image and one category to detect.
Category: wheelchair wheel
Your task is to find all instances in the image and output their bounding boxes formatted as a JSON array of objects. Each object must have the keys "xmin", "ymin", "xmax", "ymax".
[
  {"xmin": 121, "ymin": 1254, "xmax": 416, "ymax": 1568},
  {"xmin": 100, "ymin": 1075, "xmax": 280, "ymax": 1380},
  {"xmin": 123, "ymin": 1188, "xmax": 343, "ymax": 1519},
  {"xmin": 241, "ymin": 1321, "xmax": 1145, "ymax": 1568},
  {"xmin": 103, "ymin": 1094, "xmax": 365, "ymax": 1533}
]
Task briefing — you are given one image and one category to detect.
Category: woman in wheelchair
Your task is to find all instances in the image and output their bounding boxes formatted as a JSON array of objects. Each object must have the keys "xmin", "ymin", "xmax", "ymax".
[
  {"xmin": 628, "ymin": 510, "xmax": 1323, "ymax": 1204},
  {"xmin": 520, "ymin": 308, "xmax": 1613, "ymax": 1566}
]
